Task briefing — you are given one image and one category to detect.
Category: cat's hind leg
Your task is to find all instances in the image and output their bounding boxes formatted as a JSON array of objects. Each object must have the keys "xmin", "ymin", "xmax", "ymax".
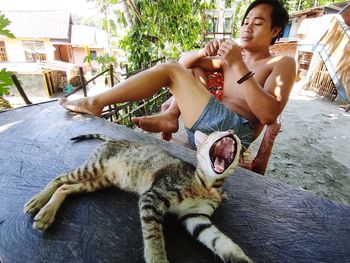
[
  {"xmin": 32, "ymin": 176, "xmax": 111, "ymax": 230},
  {"xmin": 139, "ymin": 191, "xmax": 169, "ymax": 263},
  {"xmin": 181, "ymin": 213, "xmax": 253, "ymax": 263},
  {"xmin": 24, "ymin": 161, "xmax": 104, "ymax": 215}
]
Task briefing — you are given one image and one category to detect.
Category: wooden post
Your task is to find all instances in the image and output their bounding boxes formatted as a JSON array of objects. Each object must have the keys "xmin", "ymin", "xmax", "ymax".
[
  {"xmin": 125, "ymin": 64, "xmax": 129, "ymax": 78},
  {"xmin": 109, "ymin": 64, "xmax": 114, "ymax": 87},
  {"xmin": 79, "ymin": 67, "xmax": 87, "ymax": 97},
  {"xmin": 109, "ymin": 64, "xmax": 114, "ymax": 122},
  {"xmin": 10, "ymin": 74, "xmax": 32, "ymax": 105}
]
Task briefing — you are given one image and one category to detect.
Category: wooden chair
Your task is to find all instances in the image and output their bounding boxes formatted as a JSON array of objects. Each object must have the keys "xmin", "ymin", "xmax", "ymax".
[{"xmin": 239, "ymin": 117, "xmax": 281, "ymax": 175}]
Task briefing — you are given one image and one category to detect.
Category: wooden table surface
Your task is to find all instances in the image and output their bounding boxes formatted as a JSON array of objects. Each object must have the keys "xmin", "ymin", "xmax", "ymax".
[{"xmin": 0, "ymin": 101, "xmax": 349, "ymax": 263}]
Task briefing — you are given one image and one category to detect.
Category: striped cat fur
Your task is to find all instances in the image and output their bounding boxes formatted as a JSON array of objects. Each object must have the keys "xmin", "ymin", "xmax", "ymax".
[{"xmin": 24, "ymin": 130, "xmax": 253, "ymax": 263}]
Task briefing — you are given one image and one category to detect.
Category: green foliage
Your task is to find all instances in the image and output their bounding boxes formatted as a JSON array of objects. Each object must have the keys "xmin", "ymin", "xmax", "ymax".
[
  {"xmin": 0, "ymin": 14, "xmax": 14, "ymax": 96},
  {"xmin": 0, "ymin": 14, "xmax": 15, "ymax": 39},
  {"xmin": 0, "ymin": 68, "xmax": 13, "ymax": 96},
  {"xmin": 84, "ymin": 53, "xmax": 116, "ymax": 73},
  {"xmin": 119, "ymin": 0, "xmax": 215, "ymax": 71},
  {"xmin": 285, "ymin": 0, "xmax": 345, "ymax": 13},
  {"xmin": 96, "ymin": 53, "xmax": 117, "ymax": 71},
  {"xmin": 83, "ymin": 54, "xmax": 93, "ymax": 64}
]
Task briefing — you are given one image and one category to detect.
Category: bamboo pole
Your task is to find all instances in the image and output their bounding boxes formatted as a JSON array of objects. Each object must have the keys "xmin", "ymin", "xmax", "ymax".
[
  {"xmin": 10, "ymin": 74, "xmax": 32, "ymax": 105},
  {"xmin": 79, "ymin": 67, "xmax": 87, "ymax": 97}
]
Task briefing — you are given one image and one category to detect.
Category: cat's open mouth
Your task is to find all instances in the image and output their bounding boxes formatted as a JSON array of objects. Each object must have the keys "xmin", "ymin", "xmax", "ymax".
[{"xmin": 209, "ymin": 134, "xmax": 237, "ymax": 174}]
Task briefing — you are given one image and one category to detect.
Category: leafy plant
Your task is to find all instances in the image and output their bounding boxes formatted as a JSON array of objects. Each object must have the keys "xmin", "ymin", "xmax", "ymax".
[
  {"xmin": 0, "ymin": 14, "xmax": 14, "ymax": 97},
  {"xmin": 119, "ymin": 0, "xmax": 215, "ymax": 71},
  {"xmin": 84, "ymin": 53, "xmax": 116, "ymax": 74},
  {"xmin": 96, "ymin": 53, "xmax": 116, "ymax": 72},
  {"xmin": 0, "ymin": 69, "xmax": 12, "ymax": 96},
  {"xmin": 0, "ymin": 14, "xmax": 15, "ymax": 39}
]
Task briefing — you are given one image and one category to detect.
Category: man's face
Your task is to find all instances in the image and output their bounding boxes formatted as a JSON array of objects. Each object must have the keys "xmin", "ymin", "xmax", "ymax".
[{"xmin": 240, "ymin": 4, "xmax": 279, "ymax": 49}]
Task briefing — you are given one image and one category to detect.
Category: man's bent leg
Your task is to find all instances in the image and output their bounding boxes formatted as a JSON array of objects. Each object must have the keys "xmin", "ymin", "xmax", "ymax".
[
  {"xmin": 131, "ymin": 65, "xmax": 210, "ymax": 139},
  {"xmin": 131, "ymin": 97, "xmax": 180, "ymax": 132},
  {"xmin": 60, "ymin": 64, "xmax": 173, "ymax": 116},
  {"xmin": 60, "ymin": 61, "xmax": 211, "ymax": 129}
]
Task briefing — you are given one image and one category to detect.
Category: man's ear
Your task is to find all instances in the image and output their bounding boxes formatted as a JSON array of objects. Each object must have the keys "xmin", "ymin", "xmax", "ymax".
[
  {"xmin": 272, "ymin": 27, "xmax": 281, "ymax": 38},
  {"xmin": 194, "ymin": 131, "xmax": 208, "ymax": 148}
]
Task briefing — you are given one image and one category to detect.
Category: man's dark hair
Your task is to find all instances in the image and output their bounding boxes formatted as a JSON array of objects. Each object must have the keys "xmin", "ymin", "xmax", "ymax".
[{"xmin": 241, "ymin": 0, "xmax": 289, "ymax": 45}]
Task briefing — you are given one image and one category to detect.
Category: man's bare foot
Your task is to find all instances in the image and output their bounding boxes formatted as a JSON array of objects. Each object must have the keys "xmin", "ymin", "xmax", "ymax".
[
  {"xmin": 131, "ymin": 112, "xmax": 179, "ymax": 134},
  {"xmin": 59, "ymin": 97, "xmax": 103, "ymax": 116},
  {"xmin": 339, "ymin": 104, "xmax": 350, "ymax": 112}
]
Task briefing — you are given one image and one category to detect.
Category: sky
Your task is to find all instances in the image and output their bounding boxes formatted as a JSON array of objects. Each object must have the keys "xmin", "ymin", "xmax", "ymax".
[{"xmin": 0, "ymin": 0, "xmax": 98, "ymax": 16}]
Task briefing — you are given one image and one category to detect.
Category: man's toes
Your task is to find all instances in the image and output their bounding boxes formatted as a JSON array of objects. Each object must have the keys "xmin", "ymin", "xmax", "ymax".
[
  {"xmin": 161, "ymin": 132, "xmax": 172, "ymax": 141},
  {"xmin": 131, "ymin": 117, "xmax": 142, "ymax": 126}
]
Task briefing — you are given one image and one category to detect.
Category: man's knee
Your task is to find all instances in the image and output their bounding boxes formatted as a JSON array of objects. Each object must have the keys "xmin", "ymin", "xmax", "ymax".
[{"xmin": 157, "ymin": 61, "xmax": 187, "ymax": 77}]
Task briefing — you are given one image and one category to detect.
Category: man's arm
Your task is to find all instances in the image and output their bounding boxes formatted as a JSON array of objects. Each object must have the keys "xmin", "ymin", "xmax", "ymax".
[
  {"xmin": 178, "ymin": 39, "xmax": 224, "ymax": 71},
  {"xmin": 238, "ymin": 56, "xmax": 296, "ymax": 124},
  {"xmin": 218, "ymin": 40, "xmax": 296, "ymax": 124}
]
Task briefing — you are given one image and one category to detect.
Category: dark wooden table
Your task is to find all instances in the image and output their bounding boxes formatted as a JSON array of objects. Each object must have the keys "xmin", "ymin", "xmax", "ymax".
[{"xmin": 0, "ymin": 101, "xmax": 349, "ymax": 263}]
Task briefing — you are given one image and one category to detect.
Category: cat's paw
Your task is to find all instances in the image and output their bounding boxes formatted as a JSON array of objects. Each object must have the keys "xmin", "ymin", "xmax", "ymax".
[
  {"xmin": 224, "ymin": 251, "xmax": 254, "ymax": 263},
  {"xmin": 32, "ymin": 206, "xmax": 56, "ymax": 231},
  {"xmin": 148, "ymin": 259, "xmax": 169, "ymax": 263},
  {"xmin": 144, "ymin": 253, "xmax": 169, "ymax": 263},
  {"xmin": 23, "ymin": 192, "xmax": 51, "ymax": 215},
  {"xmin": 217, "ymin": 238, "xmax": 254, "ymax": 263}
]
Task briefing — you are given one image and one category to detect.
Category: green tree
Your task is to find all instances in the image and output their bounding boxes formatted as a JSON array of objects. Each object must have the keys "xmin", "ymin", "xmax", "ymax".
[
  {"xmin": 118, "ymin": 0, "xmax": 215, "ymax": 71},
  {"xmin": 0, "ymin": 14, "xmax": 14, "ymax": 97}
]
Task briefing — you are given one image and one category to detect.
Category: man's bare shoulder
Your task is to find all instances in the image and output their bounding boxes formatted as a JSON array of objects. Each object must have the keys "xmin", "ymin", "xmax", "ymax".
[{"xmin": 268, "ymin": 54, "xmax": 296, "ymax": 69}]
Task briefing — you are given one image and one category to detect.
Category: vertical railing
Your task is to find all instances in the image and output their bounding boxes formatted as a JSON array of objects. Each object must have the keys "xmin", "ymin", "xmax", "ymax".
[
  {"xmin": 79, "ymin": 67, "xmax": 87, "ymax": 97},
  {"xmin": 10, "ymin": 75, "xmax": 32, "ymax": 105}
]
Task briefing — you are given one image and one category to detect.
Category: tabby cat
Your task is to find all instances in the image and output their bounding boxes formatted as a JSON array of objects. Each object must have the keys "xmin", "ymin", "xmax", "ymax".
[{"xmin": 24, "ymin": 130, "xmax": 253, "ymax": 263}]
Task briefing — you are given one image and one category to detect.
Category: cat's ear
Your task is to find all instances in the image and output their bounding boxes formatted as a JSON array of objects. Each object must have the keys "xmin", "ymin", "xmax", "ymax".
[{"xmin": 194, "ymin": 131, "xmax": 208, "ymax": 147}]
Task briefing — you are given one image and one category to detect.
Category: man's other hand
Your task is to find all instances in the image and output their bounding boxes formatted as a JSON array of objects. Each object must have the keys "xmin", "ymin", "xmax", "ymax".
[
  {"xmin": 204, "ymin": 39, "xmax": 223, "ymax": 57},
  {"xmin": 217, "ymin": 39, "xmax": 243, "ymax": 68}
]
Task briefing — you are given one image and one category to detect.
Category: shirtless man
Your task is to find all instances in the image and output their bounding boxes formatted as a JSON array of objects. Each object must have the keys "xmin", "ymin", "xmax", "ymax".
[{"xmin": 60, "ymin": 0, "xmax": 296, "ymax": 150}]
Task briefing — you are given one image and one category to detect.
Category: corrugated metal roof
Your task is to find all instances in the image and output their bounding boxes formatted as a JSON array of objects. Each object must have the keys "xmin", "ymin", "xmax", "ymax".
[{"xmin": 4, "ymin": 11, "xmax": 71, "ymax": 39}]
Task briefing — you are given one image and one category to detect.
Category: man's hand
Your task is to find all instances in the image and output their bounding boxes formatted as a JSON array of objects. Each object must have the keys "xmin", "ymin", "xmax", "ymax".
[
  {"xmin": 217, "ymin": 39, "xmax": 243, "ymax": 68},
  {"xmin": 204, "ymin": 39, "xmax": 223, "ymax": 56}
]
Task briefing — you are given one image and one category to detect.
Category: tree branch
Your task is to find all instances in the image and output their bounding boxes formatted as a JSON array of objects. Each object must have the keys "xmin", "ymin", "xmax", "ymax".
[{"xmin": 126, "ymin": 0, "xmax": 143, "ymax": 24}]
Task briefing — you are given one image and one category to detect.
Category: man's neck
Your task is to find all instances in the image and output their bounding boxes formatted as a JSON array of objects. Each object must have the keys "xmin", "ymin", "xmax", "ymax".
[{"xmin": 242, "ymin": 48, "xmax": 271, "ymax": 64}]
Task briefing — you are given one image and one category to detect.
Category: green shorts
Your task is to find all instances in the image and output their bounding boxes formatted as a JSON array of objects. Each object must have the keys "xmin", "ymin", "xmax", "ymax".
[{"xmin": 186, "ymin": 96, "xmax": 254, "ymax": 150}]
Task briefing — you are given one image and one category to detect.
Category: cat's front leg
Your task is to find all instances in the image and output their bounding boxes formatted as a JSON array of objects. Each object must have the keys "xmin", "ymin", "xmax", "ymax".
[
  {"xmin": 24, "ymin": 164, "xmax": 101, "ymax": 215},
  {"xmin": 24, "ymin": 173, "xmax": 70, "ymax": 215},
  {"xmin": 139, "ymin": 192, "xmax": 169, "ymax": 263},
  {"xmin": 33, "ymin": 177, "xmax": 111, "ymax": 230}
]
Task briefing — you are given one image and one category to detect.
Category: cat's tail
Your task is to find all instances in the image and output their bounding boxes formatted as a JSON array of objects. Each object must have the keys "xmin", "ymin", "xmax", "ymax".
[{"xmin": 70, "ymin": 134, "xmax": 113, "ymax": 142}]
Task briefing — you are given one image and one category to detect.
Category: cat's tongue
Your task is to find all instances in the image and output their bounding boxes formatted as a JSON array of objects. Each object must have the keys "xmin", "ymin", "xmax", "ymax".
[{"xmin": 213, "ymin": 158, "xmax": 226, "ymax": 173}]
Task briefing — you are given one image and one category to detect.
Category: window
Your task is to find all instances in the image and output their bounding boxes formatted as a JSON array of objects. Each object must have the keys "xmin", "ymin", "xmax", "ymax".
[
  {"xmin": 22, "ymin": 40, "xmax": 47, "ymax": 62},
  {"xmin": 0, "ymin": 41, "xmax": 8, "ymax": 62},
  {"xmin": 90, "ymin": 50, "xmax": 97, "ymax": 60}
]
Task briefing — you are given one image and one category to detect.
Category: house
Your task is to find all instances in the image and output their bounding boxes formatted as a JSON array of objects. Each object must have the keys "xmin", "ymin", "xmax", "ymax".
[
  {"xmin": 71, "ymin": 24, "xmax": 109, "ymax": 71},
  {"xmin": 268, "ymin": 2, "xmax": 350, "ymax": 102},
  {"xmin": 1, "ymin": 11, "xmax": 73, "ymax": 68},
  {"xmin": 0, "ymin": 11, "xmax": 110, "ymax": 97},
  {"xmin": 270, "ymin": 2, "xmax": 349, "ymax": 58}
]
